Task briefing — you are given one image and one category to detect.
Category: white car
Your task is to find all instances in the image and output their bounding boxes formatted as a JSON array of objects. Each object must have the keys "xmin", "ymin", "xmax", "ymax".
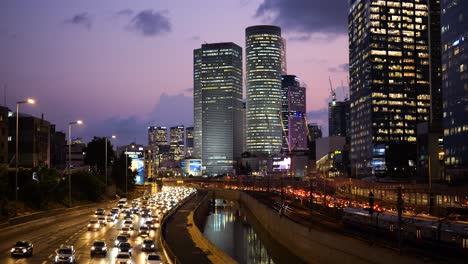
[
  {"xmin": 54, "ymin": 245, "xmax": 75, "ymax": 263},
  {"xmin": 115, "ymin": 252, "xmax": 132, "ymax": 264},
  {"xmin": 120, "ymin": 227, "xmax": 132, "ymax": 237},
  {"xmin": 123, "ymin": 220, "xmax": 134, "ymax": 229},
  {"xmin": 146, "ymin": 253, "xmax": 162, "ymax": 264}
]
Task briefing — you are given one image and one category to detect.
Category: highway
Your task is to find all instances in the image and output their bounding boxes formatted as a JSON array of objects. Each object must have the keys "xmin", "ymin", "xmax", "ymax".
[{"xmin": 0, "ymin": 204, "xmax": 163, "ymax": 263}]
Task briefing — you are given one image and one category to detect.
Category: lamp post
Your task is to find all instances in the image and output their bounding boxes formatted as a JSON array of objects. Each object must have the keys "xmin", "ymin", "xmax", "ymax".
[
  {"xmin": 15, "ymin": 98, "xmax": 35, "ymax": 215},
  {"xmin": 68, "ymin": 120, "xmax": 83, "ymax": 207},
  {"xmin": 105, "ymin": 135, "xmax": 116, "ymax": 187}
]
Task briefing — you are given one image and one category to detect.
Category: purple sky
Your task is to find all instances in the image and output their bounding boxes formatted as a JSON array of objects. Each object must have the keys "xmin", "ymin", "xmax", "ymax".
[{"xmin": 1, "ymin": 0, "xmax": 349, "ymax": 146}]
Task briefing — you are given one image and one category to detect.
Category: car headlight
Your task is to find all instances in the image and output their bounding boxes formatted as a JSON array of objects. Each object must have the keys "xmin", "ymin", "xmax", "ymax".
[
  {"xmin": 88, "ymin": 224, "xmax": 91, "ymax": 227},
  {"xmin": 151, "ymin": 244, "xmax": 154, "ymax": 248},
  {"xmin": 102, "ymin": 246, "xmax": 107, "ymax": 250},
  {"xmin": 142, "ymin": 244, "xmax": 146, "ymax": 247},
  {"xmin": 55, "ymin": 256, "xmax": 59, "ymax": 261},
  {"xmin": 10, "ymin": 248, "xmax": 15, "ymax": 252},
  {"xmin": 22, "ymin": 249, "xmax": 27, "ymax": 253},
  {"xmin": 91, "ymin": 246, "xmax": 95, "ymax": 250}
]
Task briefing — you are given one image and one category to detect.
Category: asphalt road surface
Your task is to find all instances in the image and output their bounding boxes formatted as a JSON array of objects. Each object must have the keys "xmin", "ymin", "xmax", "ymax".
[{"xmin": 0, "ymin": 206, "xmax": 162, "ymax": 264}]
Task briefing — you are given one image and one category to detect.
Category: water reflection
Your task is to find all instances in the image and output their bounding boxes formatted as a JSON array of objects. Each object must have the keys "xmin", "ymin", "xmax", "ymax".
[{"xmin": 203, "ymin": 199, "xmax": 274, "ymax": 264}]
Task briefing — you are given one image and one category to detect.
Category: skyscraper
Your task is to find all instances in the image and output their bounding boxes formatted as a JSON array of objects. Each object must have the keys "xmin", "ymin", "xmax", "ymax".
[
  {"xmin": 246, "ymin": 25, "xmax": 283, "ymax": 155},
  {"xmin": 194, "ymin": 42, "xmax": 243, "ymax": 175},
  {"xmin": 329, "ymin": 99, "xmax": 350, "ymax": 137},
  {"xmin": 193, "ymin": 49, "xmax": 202, "ymax": 159},
  {"xmin": 170, "ymin": 126, "xmax": 184, "ymax": 161},
  {"xmin": 441, "ymin": 0, "xmax": 468, "ymax": 183},
  {"xmin": 185, "ymin": 126, "xmax": 194, "ymax": 158},
  {"xmin": 281, "ymin": 75, "xmax": 308, "ymax": 152},
  {"xmin": 148, "ymin": 126, "xmax": 168, "ymax": 173},
  {"xmin": 281, "ymin": 38, "xmax": 287, "ymax": 75},
  {"xmin": 349, "ymin": 0, "xmax": 433, "ymax": 178}
]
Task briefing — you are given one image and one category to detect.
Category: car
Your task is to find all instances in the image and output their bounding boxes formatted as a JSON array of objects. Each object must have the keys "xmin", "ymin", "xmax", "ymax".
[
  {"xmin": 141, "ymin": 239, "xmax": 156, "ymax": 252},
  {"xmin": 114, "ymin": 235, "xmax": 128, "ymax": 247},
  {"xmin": 123, "ymin": 220, "xmax": 134, "ymax": 229},
  {"xmin": 118, "ymin": 242, "xmax": 132, "ymax": 255},
  {"xmin": 146, "ymin": 253, "xmax": 163, "ymax": 264},
  {"xmin": 94, "ymin": 208, "xmax": 105, "ymax": 217},
  {"xmin": 144, "ymin": 220, "xmax": 155, "ymax": 229},
  {"xmin": 54, "ymin": 245, "xmax": 75, "ymax": 263},
  {"xmin": 90, "ymin": 241, "xmax": 107, "ymax": 257},
  {"xmin": 141, "ymin": 209, "xmax": 151, "ymax": 217},
  {"xmin": 87, "ymin": 220, "xmax": 101, "ymax": 231},
  {"xmin": 97, "ymin": 216, "xmax": 107, "ymax": 226},
  {"xmin": 124, "ymin": 212, "xmax": 134, "ymax": 219},
  {"xmin": 10, "ymin": 241, "xmax": 33, "ymax": 257},
  {"xmin": 106, "ymin": 213, "xmax": 116, "ymax": 222},
  {"xmin": 138, "ymin": 226, "xmax": 149, "ymax": 237},
  {"xmin": 111, "ymin": 207, "xmax": 120, "ymax": 216},
  {"xmin": 120, "ymin": 227, "xmax": 132, "ymax": 237},
  {"xmin": 115, "ymin": 252, "xmax": 131, "ymax": 264}
]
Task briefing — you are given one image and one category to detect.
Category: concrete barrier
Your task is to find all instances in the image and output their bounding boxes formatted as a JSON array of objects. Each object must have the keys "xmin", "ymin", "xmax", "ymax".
[
  {"xmin": 0, "ymin": 200, "xmax": 117, "ymax": 234},
  {"xmin": 209, "ymin": 189, "xmax": 424, "ymax": 264},
  {"xmin": 188, "ymin": 194, "xmax": 237, "ymax": 264}
]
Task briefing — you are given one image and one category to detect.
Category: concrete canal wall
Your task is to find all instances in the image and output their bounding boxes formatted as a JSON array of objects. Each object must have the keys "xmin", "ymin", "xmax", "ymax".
[{"xmin": 208, "ymin": 189, "xmax": 425, "ymax": 264}]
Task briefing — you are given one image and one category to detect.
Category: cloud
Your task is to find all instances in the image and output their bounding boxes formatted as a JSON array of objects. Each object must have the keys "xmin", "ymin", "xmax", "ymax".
[
  {"xmin": 328, "ymin": 63, "xmax": 349, "ymax": 73},
  {"xmin": 64, "ymin": 12, "xmax": 92, "ymax": 30},
  {"xmin": 306, "ymin": 108, "xmax": 329, "ymax": 136},
  {"xmin": 82, "ymin": 93, "xmax": 193, "ymax": 145},
  {"xmin": 255, "ymin": 0, "xmax": 347, "ymax": 38},
  {"xmin": 129, "ymin": 9, "xmax": 171, "ymax": 37},
  {"xmin": 116, "ymin": 9, "xmax": 134, "ymax": 16}
]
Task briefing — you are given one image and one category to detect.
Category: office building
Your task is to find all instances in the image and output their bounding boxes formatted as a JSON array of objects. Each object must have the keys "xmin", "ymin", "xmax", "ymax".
[
  {"xmin": 193, "ymin": 49, "xmax": 202, "ymax": 158},
  {"xmin": 349, "ymin": 0, "xmax": 433, "ymax": 178},
  {"xmin": 185, "ymin": 127, "xmax": 194, "ymax": 158},
  {"xmin": 281, "ymin": 75, "xmax": 308, "ymax": 152},
  {"xmin": 246, "ymin": 25, "xmax": 283, "ymax": 155},
  {"xmin": 281, "ymin": 38, "xmax": 287, "ymax": 75},
  {"xmin": 8, "ymin": 113, "xmax": 51, "ymax": 168},
  {"xmin": 441, "ymin": 0, "xmax": 468, "ymax": 183},
  {"xmin": 50, "ymin": 125, "xmax": 66, "ymax": 169},
  {"xmin": 170, "ymin": 126, "xmax": 185, "ymax": 161},
  {"xmin": 195, "ymin": 42, "xmax": 243, "ymax": 175},
  {"xmin": 66, "ymin": 137, "xmax": 85, "ymax": 168},
  {"xmin": 329, "ymin": 99, "xmax": 350, "ymax": 137}
]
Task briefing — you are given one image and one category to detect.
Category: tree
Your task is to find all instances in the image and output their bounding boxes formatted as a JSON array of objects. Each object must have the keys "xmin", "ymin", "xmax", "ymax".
[
  {"xmin": 84, "ymin": 137, "xmax": 115, "ymax": 173},
  {"xmin": 111, "ymin": 152, "xmax": 136, "ymax": 196}
]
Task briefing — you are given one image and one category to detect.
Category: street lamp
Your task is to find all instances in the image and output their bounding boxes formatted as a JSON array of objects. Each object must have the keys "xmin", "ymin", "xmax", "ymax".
[
  {"xmin": 68, "ymin": 120, "xmax": 83, "ymax": 207},
  {"xmin": 105, "ymin": 135, "xmax": 117, "ymax": 187},
  {"xmin": 125, "ymin": 144, "xmax": 135, "ymax": 196},
  {"xmin": 15, "ymin": 98, "xmax": 35, "ymax": 215}
]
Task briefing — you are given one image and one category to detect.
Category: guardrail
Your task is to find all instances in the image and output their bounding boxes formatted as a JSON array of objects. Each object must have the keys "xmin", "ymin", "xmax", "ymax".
[
  {"xmin": 159, "ymin": 191, "xmax": 197, "ymax": 264},
  {"xmin": 0, "ymin": 199, "xmax": 118, "ymax": 232}
]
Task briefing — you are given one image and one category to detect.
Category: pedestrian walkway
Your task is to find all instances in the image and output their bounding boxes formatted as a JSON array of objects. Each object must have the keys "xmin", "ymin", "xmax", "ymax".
[{"xmin": 163, "ymin": 190, "xmax": 211, "ymax": 264}]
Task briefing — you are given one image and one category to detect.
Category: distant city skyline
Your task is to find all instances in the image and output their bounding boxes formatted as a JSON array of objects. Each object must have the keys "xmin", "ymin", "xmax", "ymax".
[{"xmin": 1, "ymin": 0, "xmax": 349, "ymax": 144}]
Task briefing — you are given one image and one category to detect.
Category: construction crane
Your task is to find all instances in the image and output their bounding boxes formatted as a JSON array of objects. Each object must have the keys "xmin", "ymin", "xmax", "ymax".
[{"xmin": 329, "ymin": 77, "xmax": 336, "ymax": 102}]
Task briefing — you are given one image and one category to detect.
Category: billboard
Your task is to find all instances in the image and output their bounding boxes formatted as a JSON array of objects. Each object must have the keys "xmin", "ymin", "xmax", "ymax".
[{"xmin": 182, "ymin": 159, "xmax": 202, "ymax": 176}]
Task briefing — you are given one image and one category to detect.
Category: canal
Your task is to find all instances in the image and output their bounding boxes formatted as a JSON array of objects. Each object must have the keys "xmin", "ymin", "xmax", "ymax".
[{"xmin": 203, "ymin": 199, "xmax": 305, "ymax": 264}]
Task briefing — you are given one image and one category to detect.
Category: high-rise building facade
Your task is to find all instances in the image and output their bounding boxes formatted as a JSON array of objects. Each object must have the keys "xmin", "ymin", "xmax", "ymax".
[
  {"xmin": 281, "ymin": 38, "xmax": 287, "ymax": 75},
  {"xmin": 195, "ymin": 42, "xmax": 243, "ymax": 175},
  {"xmin": 246, "ymin": 25, "xmax": 283, "ymax": 155},
  {"xmin": 185, "ymin": 126, "xmax": 194, "ymax": 158},
  {"xmin": 329, "ymin": 99, "xmax": 350, "ymax": 137},
  {"xmin": 193, "ymin": 49, "xmax": 202, "ymax": 159},
  {"xmin": 349, "ymin": 0, "xmax": 432, "ymax": 178},
  {"xmin": 441, "ymin": 0, "xmax": 468, "ymax": 183},
  {"xmin": 281, "ymin": 75, "xmax": 308, "ymax": 152},
  {"xmin": 148, "ymin": 126, "xmax": 169, "ymax": 172},
  {"xmin": 170, "ymin": 126, "xmax": 184, "ymax": 161}
]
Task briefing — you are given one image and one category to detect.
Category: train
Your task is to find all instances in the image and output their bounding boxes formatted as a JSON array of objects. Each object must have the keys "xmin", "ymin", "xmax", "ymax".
[{"xmin": 342, "ymin": 207, "xmax": 468, "ymax": 251}]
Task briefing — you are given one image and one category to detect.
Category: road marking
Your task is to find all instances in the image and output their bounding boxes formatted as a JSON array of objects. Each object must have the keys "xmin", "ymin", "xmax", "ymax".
[{"xmin": 48, "ymin": 254, "xmax": 53, "ymax": 258}]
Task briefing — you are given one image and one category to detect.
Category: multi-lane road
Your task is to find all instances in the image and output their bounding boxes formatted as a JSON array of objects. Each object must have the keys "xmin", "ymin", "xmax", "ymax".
[{"xmin": 0, "ymin": 203, "xmax": 164, "ymax": 263}]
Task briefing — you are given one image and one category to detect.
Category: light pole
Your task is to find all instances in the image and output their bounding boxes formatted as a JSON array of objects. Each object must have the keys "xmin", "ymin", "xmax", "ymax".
[
  {"xmin": 68, "ymin": 120, "xmax": 83, "ymax": 207},
  {"xmin": 15, "ymin": 98, "xmax": 35, "ymax": 215},
  {"xmin": 105, "ymin": 135, "xmax": 116, "ymax": 187}
]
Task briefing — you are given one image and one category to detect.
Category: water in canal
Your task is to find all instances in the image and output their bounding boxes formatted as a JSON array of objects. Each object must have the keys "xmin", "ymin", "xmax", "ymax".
[{"xmin": 203, "ymin": 199, "xmax": 304, "ymax": 264}]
